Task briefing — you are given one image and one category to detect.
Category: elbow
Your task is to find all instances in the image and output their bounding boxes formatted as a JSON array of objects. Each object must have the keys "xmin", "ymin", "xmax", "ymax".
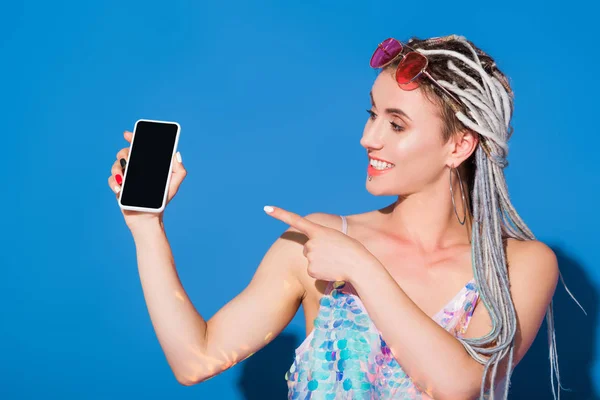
[
  {"xmin": 174, "ymin": 367, "xmax": 219, "ymax": 386},
  {"xmin": 171, "ymin": 331, "xmax": 227, "ymax": 387},
  {"xmin": 175, "ymin": 372, "xmax": 209, "ymax": 386},
  {"xmin": 172, "ymin": 339, "xmax": 213, "ymax": 386},
  {"xmin": 174, "ymin": 364, "xmax": 219, "ymax": 386},
  {"xmin": 172, "ymin": 365, "xmax": 209, "ymax": 387},
  {"xmin": 175, "ymin": 371, "xmax": 200, "ymax": 386},
  {"xmin": 177, "ymin": 377, "xmax": 196, "ymax": 387}
]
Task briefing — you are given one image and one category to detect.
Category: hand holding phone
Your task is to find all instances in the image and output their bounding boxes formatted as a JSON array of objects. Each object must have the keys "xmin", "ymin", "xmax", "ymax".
[{"xmin": 108, "ymin": 119, "xmax": 186, "ymax": 228}]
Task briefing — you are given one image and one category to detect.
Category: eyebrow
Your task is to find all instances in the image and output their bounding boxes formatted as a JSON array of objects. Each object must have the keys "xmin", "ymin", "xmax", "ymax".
[{"xmin": 370, "ymin": 90, "xmax": 412, "ymax": 121}]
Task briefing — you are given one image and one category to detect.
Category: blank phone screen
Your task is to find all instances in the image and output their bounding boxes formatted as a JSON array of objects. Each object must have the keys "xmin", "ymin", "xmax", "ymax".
[{"xmin": 120, "ymin": 121, "xmax": 179, "ymax": 209}]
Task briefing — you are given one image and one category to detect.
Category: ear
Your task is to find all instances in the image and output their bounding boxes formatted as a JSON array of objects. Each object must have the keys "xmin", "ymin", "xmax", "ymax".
[{"xmin": 447, "ymin": 129, "xmax": 479, "ymax": 167}]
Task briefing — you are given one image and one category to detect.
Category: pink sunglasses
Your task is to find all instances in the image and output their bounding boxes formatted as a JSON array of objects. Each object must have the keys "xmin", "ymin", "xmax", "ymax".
[{"xmin": 370, "ymin": 38, "xmax": 463, "ymax": 111}]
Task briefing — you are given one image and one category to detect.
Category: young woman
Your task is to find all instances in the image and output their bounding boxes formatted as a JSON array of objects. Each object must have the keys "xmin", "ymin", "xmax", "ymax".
[{"xmin": 108, "ymin": 35, "xmax": 567, "ymax": 399}]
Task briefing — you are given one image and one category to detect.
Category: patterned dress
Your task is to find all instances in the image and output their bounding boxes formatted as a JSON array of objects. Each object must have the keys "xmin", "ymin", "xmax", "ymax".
[{"xmin": 285, "ymin": 215, "xmax": 501, "ymax": 399}]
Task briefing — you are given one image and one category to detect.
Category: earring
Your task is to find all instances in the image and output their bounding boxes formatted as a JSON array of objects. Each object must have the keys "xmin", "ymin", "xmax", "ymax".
[{"xmin": 449, "ymin": 164, "xmax": 467, "ymax": 225}]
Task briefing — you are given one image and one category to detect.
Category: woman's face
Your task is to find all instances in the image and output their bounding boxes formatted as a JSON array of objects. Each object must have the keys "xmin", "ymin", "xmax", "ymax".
[{"xmin": 361, "ymin": 70, "xmax": 451, "ymax": 197}]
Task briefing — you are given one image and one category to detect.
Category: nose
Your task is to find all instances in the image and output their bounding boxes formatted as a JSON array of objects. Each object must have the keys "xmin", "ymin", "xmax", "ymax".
[{"xmin": 360, "ymin": 121, "xmax": 385, "ymax": 151}]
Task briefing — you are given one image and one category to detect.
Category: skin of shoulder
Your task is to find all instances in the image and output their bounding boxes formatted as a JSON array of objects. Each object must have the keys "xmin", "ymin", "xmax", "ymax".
[{"xmin": 462, "ymin": 237, "xmax": 559, "ymax": 387}]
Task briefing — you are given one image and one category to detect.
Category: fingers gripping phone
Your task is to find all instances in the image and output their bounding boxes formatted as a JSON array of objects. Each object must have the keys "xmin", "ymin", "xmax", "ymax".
[{"xmin": 118, "ymin": 119, "xmax": 181, "ymax": 213}]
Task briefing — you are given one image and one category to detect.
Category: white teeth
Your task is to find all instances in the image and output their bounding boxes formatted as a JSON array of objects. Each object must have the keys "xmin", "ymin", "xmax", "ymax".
[{"xmin": 370, "ymin": 159, "xmax": 394, "ymax": 170}]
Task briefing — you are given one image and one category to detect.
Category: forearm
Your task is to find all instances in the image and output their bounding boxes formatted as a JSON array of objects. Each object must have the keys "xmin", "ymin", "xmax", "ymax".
[
  {"xmin": 130, "ymin": 219, "xmax": 208, "ymax": 385},
  {"xmin": 351, "ymin": 262, "xmax": 480, "ymax": 399}
]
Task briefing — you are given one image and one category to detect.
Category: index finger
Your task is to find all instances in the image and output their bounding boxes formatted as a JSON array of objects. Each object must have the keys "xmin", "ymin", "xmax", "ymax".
[{"xmin": 264, "ymin": 206, "xmax": 322, "ymax": 237}]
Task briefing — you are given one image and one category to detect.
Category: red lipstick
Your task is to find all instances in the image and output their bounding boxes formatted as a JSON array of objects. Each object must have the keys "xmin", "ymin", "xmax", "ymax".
[{"xmin": 367, "ymin": 164, "xmax": 394, "ymax": 176}]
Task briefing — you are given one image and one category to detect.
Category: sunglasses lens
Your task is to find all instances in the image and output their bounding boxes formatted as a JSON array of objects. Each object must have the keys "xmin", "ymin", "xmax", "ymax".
[
  {"xmin": 370, "ymin": 38, "xmax": 402, "ymax": 68},
  {"xmin": 396, "ymin": 52, "xmax": 427, "ymax": 85}
]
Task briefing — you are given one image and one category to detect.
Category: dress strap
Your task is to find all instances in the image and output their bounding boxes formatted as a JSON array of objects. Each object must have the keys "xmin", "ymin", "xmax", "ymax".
[
  {"xmin": 324, "ymin": 216, "xmax": 349, "ymax": 295},
  {"xmin": 325, "ymin": 215, "xmax": 348, "ymax": 294}
]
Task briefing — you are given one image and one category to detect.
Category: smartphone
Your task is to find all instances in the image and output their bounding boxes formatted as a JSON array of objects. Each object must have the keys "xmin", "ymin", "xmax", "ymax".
[{"xmin": 118, "ymin": 119, "xmax": 181, "ymax": 213}]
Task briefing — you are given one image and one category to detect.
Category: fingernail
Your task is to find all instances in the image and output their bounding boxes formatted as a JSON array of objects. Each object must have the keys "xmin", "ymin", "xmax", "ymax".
[
  {"xmin": 176, "ymin": 152, "xmax": 182, "ymax": 163},
  {"xmin": 119, "ymin": 158, "xmax": 127, "ymax": 169},
  {"xmin": 115, "ymin": 174, "xmax": 123, "ymax": 185},
  {"xmin": 114, "ymin": 185, "xmax": 121, "ymax": 193},
  {"xmin": 264, "ymin": 206, "xmax": 274, "ymax": 213}
]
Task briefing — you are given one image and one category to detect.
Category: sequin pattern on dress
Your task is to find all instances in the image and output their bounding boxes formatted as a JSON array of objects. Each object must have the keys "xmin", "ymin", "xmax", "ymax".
[{"xmin": 285, "ymin": 270, "xmax": 480, "ymax": 399}]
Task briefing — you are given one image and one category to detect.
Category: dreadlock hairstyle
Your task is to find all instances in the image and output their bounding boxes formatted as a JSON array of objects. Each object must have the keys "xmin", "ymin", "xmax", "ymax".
[{"xmin": 379, "ymin": 35, "xmax": 584, "ymax": 399}]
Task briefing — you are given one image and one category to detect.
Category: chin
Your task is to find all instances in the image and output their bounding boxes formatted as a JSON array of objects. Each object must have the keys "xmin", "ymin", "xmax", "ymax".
[{"xmin": 365, "ymin": 182, "xmax": 396, "ymax": 196}]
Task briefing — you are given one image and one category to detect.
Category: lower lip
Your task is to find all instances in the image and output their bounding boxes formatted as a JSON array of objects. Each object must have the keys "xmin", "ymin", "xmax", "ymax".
[{"xmin": 367, "ymin": 164, "xmax": 395, "ymax": 177}]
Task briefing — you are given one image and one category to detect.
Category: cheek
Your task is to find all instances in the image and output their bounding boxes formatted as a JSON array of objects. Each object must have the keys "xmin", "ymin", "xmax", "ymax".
[
  {"xmin": 392, "ymin": 135, "xmax": 436, "ymax": 166},
  {"xmin": 391, "ymin": 135, "xmax": 445, "ymax": 182}
]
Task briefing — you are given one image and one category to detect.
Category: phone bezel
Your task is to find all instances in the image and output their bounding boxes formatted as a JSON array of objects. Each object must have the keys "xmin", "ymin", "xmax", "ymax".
[{"xmin": 118, "ymin": 118, "xmax": 181, "ymax": 213}]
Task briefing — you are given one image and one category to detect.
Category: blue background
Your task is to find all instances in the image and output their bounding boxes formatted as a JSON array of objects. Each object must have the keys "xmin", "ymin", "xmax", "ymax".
[{"xmin": 2, "ymin": 1, "xmax": 599, "ymax": 398}]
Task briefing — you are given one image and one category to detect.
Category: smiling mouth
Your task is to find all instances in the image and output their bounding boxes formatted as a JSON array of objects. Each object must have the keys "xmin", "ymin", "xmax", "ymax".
[
  {"xmin": 369, "ymin": 158, "xmax": 395, "ymax": 170},
  {"xmin": 367, "ymin": 163, "xmax": 395, "ymax": 177}
]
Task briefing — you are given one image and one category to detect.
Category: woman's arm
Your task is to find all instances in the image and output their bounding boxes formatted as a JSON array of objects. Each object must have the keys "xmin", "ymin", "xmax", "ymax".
[
  {"xmin": 130, "ymin": 218, "xmax": 307, "ymax": 386},
  {"xmin": 350, "ymin": 239, "xmax": 559, "ymax": 400}
]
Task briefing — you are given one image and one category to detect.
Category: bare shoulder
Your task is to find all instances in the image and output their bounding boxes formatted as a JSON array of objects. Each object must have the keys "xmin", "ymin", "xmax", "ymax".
[
  {"xmin": 492, "ymin": 238, "xmax": 559, "ymax": 367},
  {"xmin": 465, "ymin": 238, "xmax": 560, "ymax": 365},
  {"xmin": 505, "ymin": 238, "xmax": 559, "ymax": 288}
]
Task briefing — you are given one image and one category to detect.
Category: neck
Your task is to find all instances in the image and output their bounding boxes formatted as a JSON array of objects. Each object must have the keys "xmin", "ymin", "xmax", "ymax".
[{"xmin": 382, "ymin": 173, "xmax": 472, "ymax": 253}]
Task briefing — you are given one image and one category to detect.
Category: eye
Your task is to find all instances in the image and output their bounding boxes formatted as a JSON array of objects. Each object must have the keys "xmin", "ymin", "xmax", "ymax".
[
  {"xmin": 366, "ymin": 109, "xmax": 377, "ymax": 120},
  {"xmin": 389, "ymin": 121, "xmax": 405, "ymax": 132}
]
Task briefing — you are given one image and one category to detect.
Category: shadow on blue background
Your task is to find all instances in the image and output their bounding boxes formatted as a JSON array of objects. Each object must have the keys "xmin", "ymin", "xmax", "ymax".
[{"xmin": 237, "ymin": 332, "xmax": 299, "ymax": 399}]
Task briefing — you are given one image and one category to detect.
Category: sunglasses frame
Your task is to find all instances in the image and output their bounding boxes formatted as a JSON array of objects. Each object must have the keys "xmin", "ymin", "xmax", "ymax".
[{"xmin": 370, "ymin": 38, "xmax": 463, "ymax": 113}]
